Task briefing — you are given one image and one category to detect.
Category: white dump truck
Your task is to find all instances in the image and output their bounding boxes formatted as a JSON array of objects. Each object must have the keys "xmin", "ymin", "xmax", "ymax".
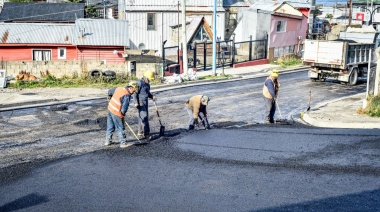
[{"xmin": 303, "ymin": 32, "xmax": 378, "ymax": 85}]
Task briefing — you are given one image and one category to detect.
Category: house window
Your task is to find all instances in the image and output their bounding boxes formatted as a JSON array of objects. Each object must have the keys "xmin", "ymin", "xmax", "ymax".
[
  {"xmin": 193, "ymin": 26, "xmax": 210, "ymax": 41},
  {"xmin": 147, "ymin": 13, "xmax": 156, "ymax": 30},
  {"xmin": 58, "ymin": 47, "xmax": 66, "ymax": 59},
  {"xmin": 276, "ymin": 21, "xmax": 287, "ymax": 32},
  {"xmin": 33, "ymin": 50, "xmax": 51, "ymax": 61},
  {"xmin": 274, "ymin": 45, "xmax": 296, "ymax": 57}
]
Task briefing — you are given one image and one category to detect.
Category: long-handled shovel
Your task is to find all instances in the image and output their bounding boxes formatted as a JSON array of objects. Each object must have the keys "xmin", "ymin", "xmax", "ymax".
[
  {"xmin": 153, "ymin": 101, "xmax": 165, "ymax": 136},
  {"xmin": 197, "ymin": 114, "xmax": 210, "ymax": 130},
  {"xmin": 125, "ymin": 120, "xmax": 149, "ymax": 146},
  {"xmin": 306, "ymin": 88, "xmax": 311, "ymax": 111},
  {"xmin": 275, "ymin": 99, "xmax": 283, "ymax": 120}
]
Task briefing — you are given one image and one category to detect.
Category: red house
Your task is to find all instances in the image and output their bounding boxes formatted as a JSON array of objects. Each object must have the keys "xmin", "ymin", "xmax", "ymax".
[{"xmin": 0, "ymin": 19, "xmax": 129, "ymax": 64}]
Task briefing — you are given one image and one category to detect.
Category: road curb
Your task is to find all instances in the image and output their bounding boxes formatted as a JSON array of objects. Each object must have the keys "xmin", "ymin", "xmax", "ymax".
[{"xmin": 302, "ymin": 112, "xmax": 379, "ymax": 129}]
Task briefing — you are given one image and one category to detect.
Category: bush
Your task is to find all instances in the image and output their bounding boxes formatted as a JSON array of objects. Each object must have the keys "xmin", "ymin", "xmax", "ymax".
[
  {"xmin": 365, "ymin": 95, "xmax": 380, "ymax": 117},
  {"xmin": 271, "ymin": 56, "xmax": 302, "ymax": 68},
  {"xmin": 357, "ymin": 95, "xmax": 380, "ymax": 117}
]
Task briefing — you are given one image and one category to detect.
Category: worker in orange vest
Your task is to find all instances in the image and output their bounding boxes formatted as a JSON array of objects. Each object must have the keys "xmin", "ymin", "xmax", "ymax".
[
  {"xmin": 105, "ymin": 81, "xmax": 137, "ymax": 148},
  {"xmin": 263, "ymin": 70, "xmax": 280, "ymax": 124}
]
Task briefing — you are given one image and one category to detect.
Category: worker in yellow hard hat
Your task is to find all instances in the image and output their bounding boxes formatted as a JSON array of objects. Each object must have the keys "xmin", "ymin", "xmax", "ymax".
[
  {"xmin": 134, "ymin": 70, "xmax": 156, "ymax": 139},
  {"xmin": 262, "ymin": 69, "xmax": 281, "ymax": 124},
  {"xmin": 105, "ymin": 81, "xmax": 137, "ymax": 148}
]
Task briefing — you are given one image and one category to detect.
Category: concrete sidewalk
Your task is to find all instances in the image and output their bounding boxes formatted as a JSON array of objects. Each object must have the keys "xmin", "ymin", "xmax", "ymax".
[
  {"xmin": 0, "ymin": 64, "xmax": 378, "ymax": 129},
  {"xmin": 302, "ymin": 93, "xmax": 379, "ymax": 129}
]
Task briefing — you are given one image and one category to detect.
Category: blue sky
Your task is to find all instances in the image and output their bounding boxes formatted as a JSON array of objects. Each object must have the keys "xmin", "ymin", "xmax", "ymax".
[{"xmin": 316, "ymin": 0, "xmax": 341, "ymax": 5}]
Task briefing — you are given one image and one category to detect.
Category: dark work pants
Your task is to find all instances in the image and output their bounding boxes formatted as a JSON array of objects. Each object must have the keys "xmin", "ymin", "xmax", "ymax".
[
  {"xmin": 137, "ymin": 100, "xmax": 150, "ymax": 136},
  {"xmin": 185, "ymin": 107, "xmax": 209, "ymax": 129},
  {"xmin": 198, "ymin": 114, "xmax": 209, "ymax": 128},
  {"xmin": 264, "ymin": 97, "xmax": 276, "ymax": 123}
]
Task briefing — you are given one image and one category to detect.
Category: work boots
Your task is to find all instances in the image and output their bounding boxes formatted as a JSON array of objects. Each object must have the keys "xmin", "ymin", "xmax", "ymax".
[{"xmin": 188, "ymin": 125, "xmax": 195, "ymax": 130}]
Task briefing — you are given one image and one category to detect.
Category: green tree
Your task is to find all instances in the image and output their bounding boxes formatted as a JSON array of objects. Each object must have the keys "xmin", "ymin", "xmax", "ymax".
[
  {"xmin": 65, "ymin": 0, "xmax": 99, "ymax": 18},
  {"xmin": 325, "ymin": 13, "xmax": 334, "ymax": 20},
  {"xmin": 85, "ymin": 5, "xmax": 99, "ymax": 18}
]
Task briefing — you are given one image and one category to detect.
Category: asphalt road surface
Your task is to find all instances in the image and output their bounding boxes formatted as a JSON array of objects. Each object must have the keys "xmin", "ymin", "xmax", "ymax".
[{"xmin": 1, "ymin": 70, "xmax": 379, "ymax": 211}]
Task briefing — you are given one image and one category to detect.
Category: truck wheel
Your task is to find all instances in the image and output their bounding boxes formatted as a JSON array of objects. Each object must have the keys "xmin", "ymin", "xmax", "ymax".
[{"xmin": 348, "ymin": 69, "xmax": 358, "ymax": 86}]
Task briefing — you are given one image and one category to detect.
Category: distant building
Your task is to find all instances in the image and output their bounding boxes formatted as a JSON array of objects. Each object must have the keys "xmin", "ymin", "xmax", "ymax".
[
  {"xmin": 233, "ymin": 1, "xmax": 307, "ymax": 60},
  {"xmin": 0, "ymin": 2, "xmax": 85, "ymax": 23}
]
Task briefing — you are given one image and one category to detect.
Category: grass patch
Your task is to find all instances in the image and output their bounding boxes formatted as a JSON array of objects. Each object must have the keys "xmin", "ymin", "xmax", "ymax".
[
  {"xmin": 198, "ymin": 74, "xmax": 233, "ymax": 80},
  {"xmin": 9, "ymin": 73, "xmax": 138, "ymax": 89},
  {"xmin": 357, "ymin": 95, "xmax": 380, "ymax": 117},
  {"xmin": 270, "ymin": 56, "xmax": 302, "ymax": 68}
]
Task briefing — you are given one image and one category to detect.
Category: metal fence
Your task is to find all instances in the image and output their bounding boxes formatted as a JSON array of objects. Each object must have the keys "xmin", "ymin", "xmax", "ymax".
[
  {"xmin": 163, "ymin": 45, "xmax": 179, "ymax": 67},
  {"xmin": 162, "ymin": 36, "xmax": 268, "ymax": 71},
  {"xmin": 234, "ymin": 37, "xmax": 267, "ymax": 64}
]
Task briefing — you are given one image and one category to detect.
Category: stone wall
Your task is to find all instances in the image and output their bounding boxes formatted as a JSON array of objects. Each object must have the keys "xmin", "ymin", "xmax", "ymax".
[{"xmin": 1, "ymin": 60, "xmax": 160, "ymax": 79}]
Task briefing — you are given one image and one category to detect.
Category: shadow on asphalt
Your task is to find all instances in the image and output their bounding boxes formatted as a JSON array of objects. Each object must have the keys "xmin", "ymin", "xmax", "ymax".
[
  {"xmin": 253, "ymin": 188, "xmax": 380, "ymax": 211},
  {"xmin": 0, "ymin": 193, "xmax": 49, "ymax": 212}
]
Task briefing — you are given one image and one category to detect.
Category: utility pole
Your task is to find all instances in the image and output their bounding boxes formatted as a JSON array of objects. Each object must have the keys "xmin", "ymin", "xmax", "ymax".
[
  {"xmin": 118, "ymin": 0, "xmax": 125, "ymax": 20},
  {"xmin": 212, "ymin": 0, "xmax": 217, "ymax": 76},
  {"xmin": 348, "ymin": 0, "xmax": 352, "ymax": 26},
  {"xmin": 178, "ymin": 1, "xmax": 180, "ymax": 48},
  {"xmin": 181, "ymin": 0, "xmax": 188, "ymax": 73},
  {"xmin": 103, "ymin": 0, "xmax": 106, "ymax": 19},
  {"xmin": 308, "ymin": 0, "xmax": 316, "ymax": 39},
  {"xmin": 375, "ymin": 48, "xmax": 380, "ymax": 96}
]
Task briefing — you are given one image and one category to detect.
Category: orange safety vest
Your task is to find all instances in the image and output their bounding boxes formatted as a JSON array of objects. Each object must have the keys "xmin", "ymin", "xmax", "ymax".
[
  {"xmin": 108, "ymin": 87, "xmax": 131, "ymax": 118},
  {"xmin": 262, "ymin": 77, "xmax": 277, "ymax": 99}
]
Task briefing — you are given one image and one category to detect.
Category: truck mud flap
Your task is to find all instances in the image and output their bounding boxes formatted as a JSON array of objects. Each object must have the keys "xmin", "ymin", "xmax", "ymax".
[{"xmin": 308, "ymin": 71, "xmax": 319, "ymax": 79}]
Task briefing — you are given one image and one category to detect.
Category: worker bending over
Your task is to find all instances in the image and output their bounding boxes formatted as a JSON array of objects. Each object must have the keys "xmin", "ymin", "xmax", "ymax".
[
  {"xmin": 185, "ymin": 95, "xmax": 210, "ymax": 130},
  {"xmin": 134, "ymin": 70, "xmax": 156, "ymax": 139},
  {"xmin": 106, "ymin": 81, "xmax": 137, "ymax": 148},
  {"xmin": 262, "ymin": 70, "xmax": 280, "ymax": 124}
]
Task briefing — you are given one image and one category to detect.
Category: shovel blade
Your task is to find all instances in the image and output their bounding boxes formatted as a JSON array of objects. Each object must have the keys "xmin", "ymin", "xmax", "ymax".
[
  {"xmin": 159, "ymin": 126, "xmax": 165, "ymax": 137},
  {"xmin": 134, "ymin": 140, "xmax": 149, "ymax": 146}
]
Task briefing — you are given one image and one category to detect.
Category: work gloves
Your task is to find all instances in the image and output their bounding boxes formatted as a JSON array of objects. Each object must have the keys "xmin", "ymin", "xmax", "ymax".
[
  {"xmin": 193, "ymin": 119, "xmax": 199, "ymax": 125},
  {"xmin": 134, "ymin": 104, "xmax": 140, "ymax": 109}
]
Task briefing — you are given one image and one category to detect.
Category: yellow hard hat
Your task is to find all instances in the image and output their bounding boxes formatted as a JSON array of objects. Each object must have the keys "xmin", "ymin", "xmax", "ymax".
[
  {"xmin": 143, "ymin": 70, "xmax": 155, "ymax": 80},
  {"xmin": 128, "ymin": 81, "xmax": 137, "ymax": 89},
  {"xmin": 271, "ymin": 69, "xmax": 279, "ymax": 77}
]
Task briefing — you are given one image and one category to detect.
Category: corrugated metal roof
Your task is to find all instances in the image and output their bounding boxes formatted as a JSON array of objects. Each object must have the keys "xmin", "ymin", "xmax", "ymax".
[
  {"xmin": 250, "ymin": 1, "xmax": 284, "ymax": 12},
  {"xmin": 0, "ymin": 2, "xmax": 85, "ymax": 22},
  {"xmin": 287, "ymin": 2, "xmax": 310, "ymax": 8},
  {"xmin": 125, "ymin": 0, "xmax": 225, "ymax": 11},
  {"xmin": 72, "ymin": 19, "xmax": 129, "ymax": 47},
  {"xmin": 126, "ymin": 0, "xmax": 218, "ymax": 6},
  {"xmin": 0, "ymin": 23, "xmax": 74, "ymax": 44},
  {"xmin": 186, "ymin": 17, "xmax": 203, "ymax": 43},
  {"xmin": 275, "ymin": 0, "xmax": 310, "ymax": 8},
  {"xmin": 223, "ymin": 0, "xmax": 253, "ymax": 7},
  {"xmin": 126, "ymin": 6, "xmax": 225, "ymax": 12}
]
